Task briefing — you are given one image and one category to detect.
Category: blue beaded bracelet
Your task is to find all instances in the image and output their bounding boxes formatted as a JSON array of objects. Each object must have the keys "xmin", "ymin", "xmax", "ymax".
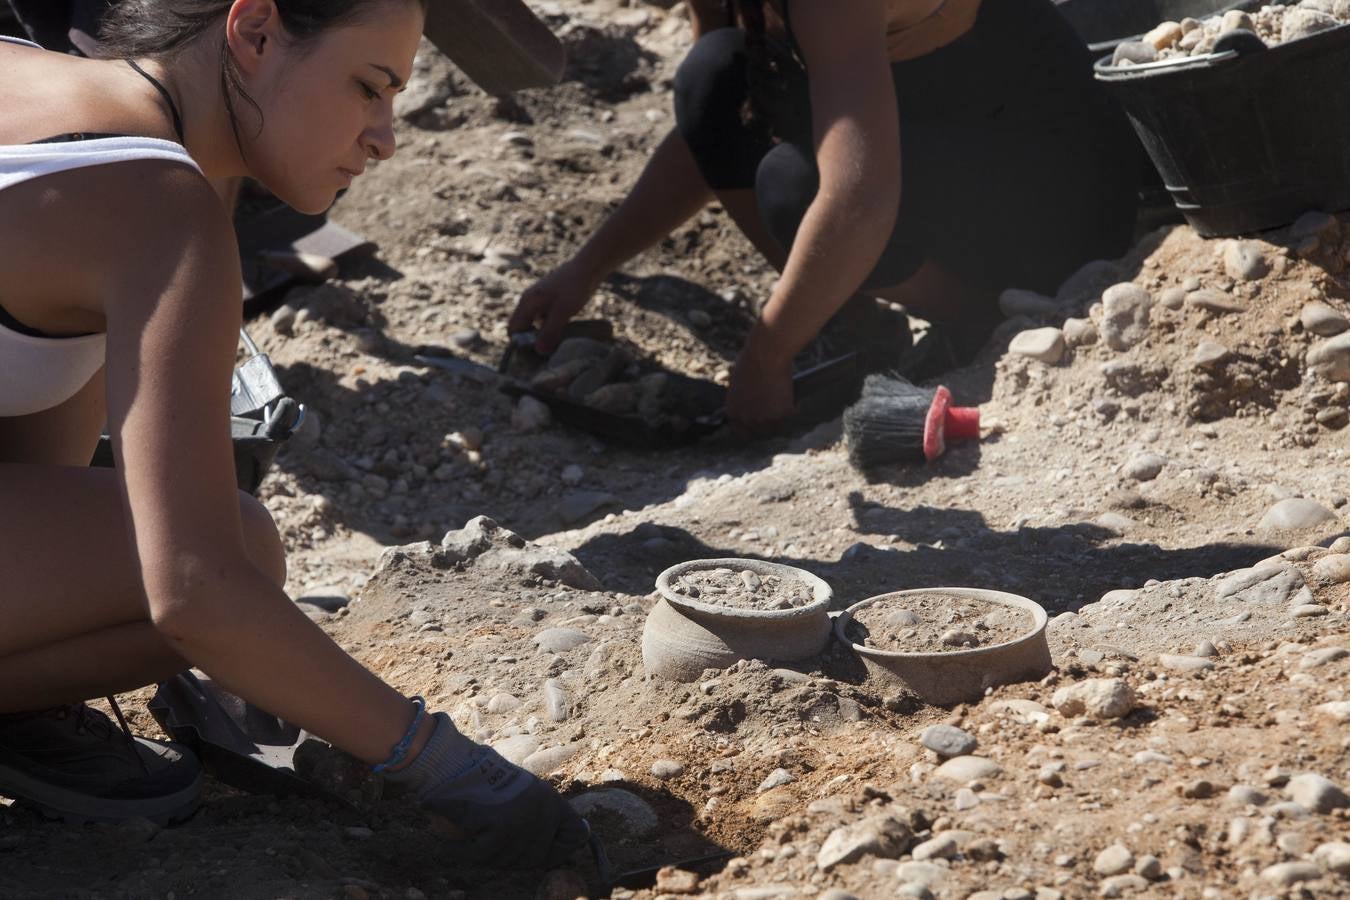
[{"xmin": 372, "ymin": 695, "xmax": 427, "ymax": 774}]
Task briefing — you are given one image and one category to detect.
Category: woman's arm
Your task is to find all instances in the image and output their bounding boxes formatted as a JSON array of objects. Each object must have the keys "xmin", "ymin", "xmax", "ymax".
[
  {"xmin": 509, "ymin": 126, "xmax": 713, "ymax": 350},
  {"xmin": 96, "ymin": 163, "xmax": 420, "ymax": 765},
  {"xmin": 731, "ymin": 0, "xmax": 900, "ymax": 423}
]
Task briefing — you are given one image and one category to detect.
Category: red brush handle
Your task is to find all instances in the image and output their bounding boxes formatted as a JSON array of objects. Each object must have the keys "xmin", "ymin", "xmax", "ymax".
[{"xmin": 944, "ymin": 406, "xmax": 981, "ymax": 441}]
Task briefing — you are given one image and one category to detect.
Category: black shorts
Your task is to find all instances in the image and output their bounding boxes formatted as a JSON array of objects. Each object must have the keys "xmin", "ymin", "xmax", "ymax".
[{"xmin": 673, "ymin": 0, "xmax": 1140, "ymax": 295}]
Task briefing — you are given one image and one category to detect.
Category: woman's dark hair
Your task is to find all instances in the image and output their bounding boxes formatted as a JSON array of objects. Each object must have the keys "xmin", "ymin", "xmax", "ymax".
[{"xmin": 99, "ymin": 0, "xmax": 425, "ymax": 150}]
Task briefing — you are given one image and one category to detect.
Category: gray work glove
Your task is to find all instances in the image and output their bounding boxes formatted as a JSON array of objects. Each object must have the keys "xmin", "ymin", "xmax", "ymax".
[{"xmin": 386, "ymin": 711, "xmax": 589, "ymax": 868}]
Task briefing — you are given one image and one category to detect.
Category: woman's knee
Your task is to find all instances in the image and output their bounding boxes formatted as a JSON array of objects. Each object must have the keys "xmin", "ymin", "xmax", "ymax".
[
  {"xmin": 239, "ymin": 491, "xmax": 286, "ymax": 589},
  {"xmin": 674, "ymin": 28, "xmax": 749, "ymax": 135},
  {"xmin": 755, "ymin": 141, "xmax": 819, "ymax": 253}
]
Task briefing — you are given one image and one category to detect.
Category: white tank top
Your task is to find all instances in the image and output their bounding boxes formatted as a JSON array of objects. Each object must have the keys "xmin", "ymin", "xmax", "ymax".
[{"xmin": 0, "ymin": 35, "xmax": 202, "ymax": 417}]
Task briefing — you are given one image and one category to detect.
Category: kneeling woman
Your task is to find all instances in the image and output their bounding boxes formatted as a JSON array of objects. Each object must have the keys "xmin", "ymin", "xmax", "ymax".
[
  {"xmin": 0, "ymin": 0, "xmax": 585, "ymax": 866},
  {"xmin": 511, "ymin": 0, "xmax": 1139, "ymax": 427}
]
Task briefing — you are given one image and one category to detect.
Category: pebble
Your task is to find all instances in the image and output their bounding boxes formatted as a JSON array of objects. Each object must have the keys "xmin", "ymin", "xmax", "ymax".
[
  {"xmin": 1093, "ymin": 843, "xmax": 1134, "ymax": 876},
  {"xmin": 819, "ymin": 892, "xmax": 860, "ymax": 900},
  {"xmin": 758, "ymin": 768, "xmax": 796, "ymax": 793},
  {"xmin": 816, "ymin": 815, "xmax": 911, "ymax": 870},
  {"xmin": 485, "ymin": 692, "xmax": 522, "ymax": 714},
  {"xmin": 1185, "ymin": 289, "xmax": 1245, "ymax": 314},
  {"xmin": 560, "ymin": 464, "xmax": 584, "ymax": 486},
  {"xmin": 493, "ymin": 734, "xmax": 539, "ymax": 765},
  {"xmin": 1134, "ymin": 855, "xmax": 1162, "ymax": 880},
  {"xmin": 1301, "ymin": 646, "xmax": 1347, "ymax": 668},
  {"xmin": 543, "ymin": 679, "xmax": 569, "ymax": 722},
  {"xmin": 270, "ymin": 303, "xmax": 299, "ymax": 335},
  {"xmin": 933, "ymin": 755, "xmax": 1002, "ymax": 783},
  {"xmin": 1312, "ymin": 553, "xmax": 1350, "ymax": 582},
  {"xmin": 1314, "ymin": 841, "xmax": 1350, "ymax": 876},
  {"xmin": 1260, "ymin": 861, "xmax": 1322, "ymax": 886},
  {"xmin": 1316, "ymin": 700, "xmax": 1350, "ymax": 722},
  {"xmin": 920, "ymin": 724, "xmax": 978, "ymax": 758},
  {"xmin": 1227, "ymin": 785, "xmax": 1268, "ymax": 806},
  {"xmin": 1100, "ymin": 283, "xmax": 1152, "ymax": 351},
  {"xmin": 940, "ymin": 629, "xmax": 979, "ymax": 648},
  {"xmin": 1283, "ymin": 7, "xmax": 1340, "ymax": 41},
  {"xmin": 1062, "ymin": 317, "xmax": 1098, "ymax": 347},
  {"xmin": 895, "ymin": 861, "xmax": 949, "ymax": 886},
  {"xmin": 1192, "ymin": 340, "xmax": 1230, "ymax": 369},
  {"xmin": 1158, "ymin": 654, "xmax": 1214, "ymax": 672},
  {"xmin": 533, "ymin": 628, "xmax": 592, "ymax": 653},
  {"xmin": 1098, "ymin": 874, "xmax": 1148, "ymax": 897},
  {"xmin": 1306, "ymin": 332, "xmax": 1350, "ymax": 382},
  {"xmin": 569, "ymin": 789, "xmax": 660, "ymax": 837},
  {"xmin": 655, "ymin": 867, "xmax": 701, "ymax": 894},
  {"xmin": 449, "ymin": 327, "xmax": 480, "ymax": 349},
  {"xmin": 1009, "ymin": 328, "xmax": 1066, "ymax": 365},
  {"xmin": 523, "ymin": 743, "xmax": 581, "ymax": 776},
  {"xmin": 1292, "ymin": 603, "xmax": 1329, "ymax": 617},
  {"xmin": 911, "ymin": 834, "xmax": 959, "ymax": 861},
  {"xmin": 953, "ymin": 788, "xmax": 980, "ymax": 810},
  {"xmin": 1051, "ymin": 678, "xmax": 1136, "ymax": 719},
  {"xmin": 1193, "ymin": 639, "xmax": 1217, "ymax": 657},
  {"xmin": 1285, "ymin": 773, "xmax": 1349, "ymax": 813},
  {"xmin": 1257, "ymin": 498, "xmax": 1337, "ymax": 531},
  {"xmin": 1223, "ymin": 240, "xmax": 1269, "ymax": 281},
  {"xmin": 1124, "ymin": 452, "xmax": 1166, "ymax": 482},
  {"xmin": 1112, "ymin": 41, "xmax": 1157, "ymax": 65},
  {"xmin": 1301, "ymin": 301, "xmax": 1349, "ymax": 336},
  {"xmin": 651, "ymin": 759, "xmax": 685, "ymax": 779},
  {"xmin": 1157, "ymin": 287, "xmax": 1186, "ymax": 310},
  {"xmin": 511, "ymin": 396, "xmax": 552, "ymax": 432}
]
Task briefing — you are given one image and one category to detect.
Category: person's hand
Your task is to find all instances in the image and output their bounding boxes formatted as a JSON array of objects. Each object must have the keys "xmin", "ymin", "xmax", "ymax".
[
  {"xmin": 391, "ymin": 712, "xmax": 590, "ymax": 868},
  {"xmin": 509, "ymin": 259, "xmax": 600, "ymax": 354},
  {"xmin": 727, "ymin": 339, "xmax": 795, "ymax": 432}
]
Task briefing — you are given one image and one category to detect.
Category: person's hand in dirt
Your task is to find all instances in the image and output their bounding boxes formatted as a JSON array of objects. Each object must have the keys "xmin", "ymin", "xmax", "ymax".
[
  {"xmin": 387, "ymin": 711, "xmax": 590, "ymax": 868},
  {"xmin": 509, "ymin": 260, "xmax": 600, "ymax": 354},
  {"xmin": 727, "ymin": 335, "xmax": 795, "ymax": 431}
]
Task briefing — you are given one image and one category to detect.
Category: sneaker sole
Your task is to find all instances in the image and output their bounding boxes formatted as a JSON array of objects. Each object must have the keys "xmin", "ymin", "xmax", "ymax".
[{"xmin": 0, "ymin": 763, "xmax": 202, "ymax": 826}]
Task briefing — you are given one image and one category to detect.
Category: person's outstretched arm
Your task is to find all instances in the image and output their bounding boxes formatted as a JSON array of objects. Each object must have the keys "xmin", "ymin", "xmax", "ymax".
[
  {"xmin": 508, "ymin": 0, "xmax": 730, "ymax": 351},
  {"xmin": 729, "ymin": 0, "xmax": 900, "ymax": 427}
]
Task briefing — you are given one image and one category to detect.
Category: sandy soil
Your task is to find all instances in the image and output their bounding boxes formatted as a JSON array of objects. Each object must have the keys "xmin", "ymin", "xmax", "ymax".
[{"xmin": 3, "ymin": 2, "xmax": 1349, "ymax": 899}]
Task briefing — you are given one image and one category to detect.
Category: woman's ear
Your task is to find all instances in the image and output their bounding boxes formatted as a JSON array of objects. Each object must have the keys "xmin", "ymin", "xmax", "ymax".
[{"xmin": 225, "ymin": 0, "xmax": 283, "ymax": 75}]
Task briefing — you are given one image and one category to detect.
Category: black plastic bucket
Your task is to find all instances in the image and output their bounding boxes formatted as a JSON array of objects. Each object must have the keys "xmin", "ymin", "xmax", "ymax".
[{"xmin": 1097, "ymin": 24, "xmax": 1350, "ymax": 237}]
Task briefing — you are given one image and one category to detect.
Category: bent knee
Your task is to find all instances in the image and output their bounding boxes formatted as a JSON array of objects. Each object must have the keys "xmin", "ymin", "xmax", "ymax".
[
  {"xmin": 756, "ymin": 141, "xmax": 818, "ymax": 251},
  {"xmin": 674, "ymin": 28, "xmax": 750, "ymax": 138},
  {"xmin": 239, "ymin": 491, "xmax": 287, "ymax": 589}
]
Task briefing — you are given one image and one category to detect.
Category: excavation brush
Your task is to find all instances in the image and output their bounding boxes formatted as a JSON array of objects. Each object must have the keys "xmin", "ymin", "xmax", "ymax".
[{"xmin": 843, "ymin": 374, "xmax": 980, "ymax": 469}]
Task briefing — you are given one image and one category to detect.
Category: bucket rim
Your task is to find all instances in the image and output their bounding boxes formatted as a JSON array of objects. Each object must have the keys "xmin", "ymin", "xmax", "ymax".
[
  {"xmin": 1094, "ymin": 47, "xmax": 1238, "ymax": 79},
  {"xmin": 655, "ymin": 558, "xmax": 833, "ymax": 622},
  {"xmin": 835, "ymin": 587, "xmax": 1048, "ymax": 661}
]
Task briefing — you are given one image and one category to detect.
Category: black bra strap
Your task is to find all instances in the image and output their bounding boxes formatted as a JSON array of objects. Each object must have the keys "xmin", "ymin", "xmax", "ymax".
[{"xmin": 126, "ymin": 59, "xmax": 187, "ymax": 146}]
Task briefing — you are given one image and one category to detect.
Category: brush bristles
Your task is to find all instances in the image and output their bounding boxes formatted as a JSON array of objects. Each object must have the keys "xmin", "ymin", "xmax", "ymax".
[{"xmin": 844, "ymin": 392, "xmax": 932, "ymax": 468}]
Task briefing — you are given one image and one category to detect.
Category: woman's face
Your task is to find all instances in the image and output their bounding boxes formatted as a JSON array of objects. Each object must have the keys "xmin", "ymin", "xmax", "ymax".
[{"xmin": 232, "ymin": 0, "xmax": 425, "ymax": 214}]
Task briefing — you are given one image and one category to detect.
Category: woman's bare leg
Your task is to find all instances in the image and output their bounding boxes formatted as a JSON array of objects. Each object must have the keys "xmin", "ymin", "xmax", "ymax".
[{"xmin": 0, "ymin": 368, "xmax": 286, "ymax": 713}]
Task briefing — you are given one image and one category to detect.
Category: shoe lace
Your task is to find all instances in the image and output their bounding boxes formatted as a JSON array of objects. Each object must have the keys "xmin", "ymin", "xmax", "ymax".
[{"xmin": 58, "ymin": 697, "xmax": 151, "ymax": 776}]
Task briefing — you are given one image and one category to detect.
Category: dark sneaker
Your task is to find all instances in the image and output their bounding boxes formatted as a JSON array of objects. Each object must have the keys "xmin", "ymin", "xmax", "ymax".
[{"xmin": 0, "ymin": 699, "xmax": 202, "ymax": 825}]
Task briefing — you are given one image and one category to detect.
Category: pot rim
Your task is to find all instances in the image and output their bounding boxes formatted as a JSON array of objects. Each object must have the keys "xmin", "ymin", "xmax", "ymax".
[
  {"xmin": 835, "ymin": 587, "xmax": 1048, "ymax": 660},
  {"xmin": 655, "ymin": 558, "xmax": 833, "ymax": 622}
]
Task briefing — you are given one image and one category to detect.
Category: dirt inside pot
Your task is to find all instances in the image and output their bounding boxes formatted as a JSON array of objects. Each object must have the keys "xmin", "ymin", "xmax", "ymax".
[
  {"xmin": 845, "ymin": 593, "xmax": 1034, "ymax": 653},
  {"xmin": 672, "ymin": 567, "xmax": 815, "ymax": 610}
]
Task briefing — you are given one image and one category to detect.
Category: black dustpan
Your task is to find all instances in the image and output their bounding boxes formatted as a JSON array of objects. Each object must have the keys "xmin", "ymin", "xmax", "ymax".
[{"xmin": 148, "ymin": 671, "xmax": 352, "ymax": 807}]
